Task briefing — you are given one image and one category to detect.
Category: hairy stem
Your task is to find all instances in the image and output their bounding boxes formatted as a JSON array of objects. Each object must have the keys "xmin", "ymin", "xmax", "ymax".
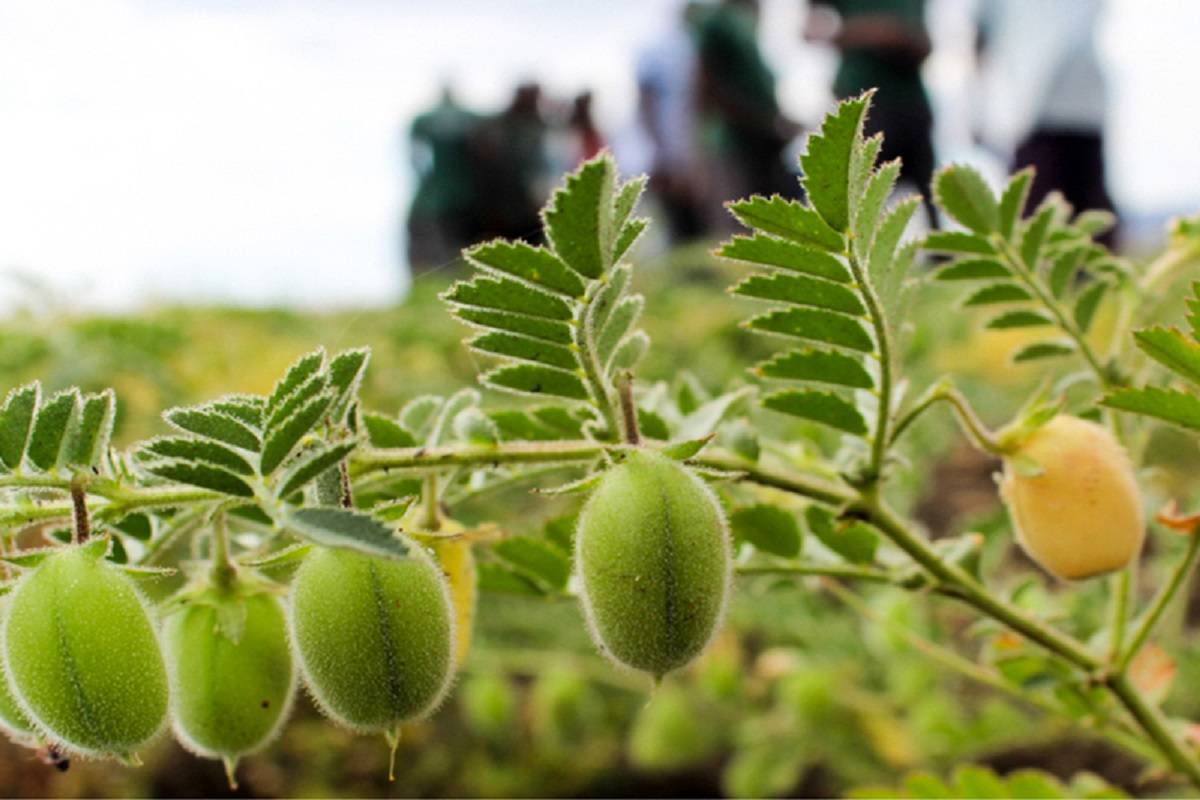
[
  {"xmin": 70, "ymin": 481, "xmax": 91, "ymax": 544},
  {"xmin": 209, "ymin": 512, "xmax": 236, "ymax": 590},
  {"xmin": 845, "ymin": 248, "xmax": 893, "ymax": 478},
  {"xmin": 616, "ymin": 372, "xmax": 640, "ymax": 445},
  {"xmin": 889, "ymin": 382, "xmax": 1004, "ymax": 453},
  {"xmin": 1106, "ymin": 672, "xmax": 1200, "ymax": 787},
  {"xmin": 994, "ymin": 238, "xmax": 1114, "ymax": 387},
  {"xmin": 1121, "ymin": 532, "xmax": 1200, "ymax": 672}
]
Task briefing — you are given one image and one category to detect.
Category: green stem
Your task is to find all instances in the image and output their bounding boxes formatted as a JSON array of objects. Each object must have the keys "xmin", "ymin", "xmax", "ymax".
[
  {"xmin": 209, "ymin": 512, "xmax": 236, "ymax": 590},
  {"xmin": 858, "ymin": 490, "xmax": 1100, "ymax": 670},
  {"xmin": 994, "ymin": 238, "xmax": 1114, "ymax": 388},
  {"xmin": 823, "ymin": 580, "xmax": 1159, "ymax": 764},
  {"xmin": 0, "ymin": 474, "xmax": 71, "ymax": 490},
  {"xmin": 845, "ymin": 248, "xmax": 893, "ymax": 477},
  {"xmin": 889, "ymin": 382, "xmax": 1004, "ymax": 454},
  {"xmin": 1107, "ymin": 567, "xmax": 1132, "ymax": 665},
  {"xmin": 737, "ymin": 562, "xmax": 897, "ymax": 584},
  {"xmin": 1121, "ymin": 532, "xmax": 1200, "ymax": 672},
  {"xmin": 576, "ymin": 280, "xmax": 620, "ymax": 440},
  {"xmin": 1106, "ymin": 672, "xmax": 1200, "ymax": 787}
]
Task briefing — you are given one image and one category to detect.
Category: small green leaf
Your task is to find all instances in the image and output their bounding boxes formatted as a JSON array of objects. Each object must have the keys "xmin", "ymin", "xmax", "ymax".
[
  {"xmin": 453, "ymin": 407, "xmax": 499, "ymax": 445},
  {"xmin": 26, "ymin": 389, "xmax": 79, "ymax": 471},
  {"xmin": 166, "ymin": 406, "xmax": 261, "ymax": 451},
  {"xmin": 597, "ymin": 296, "xmax": 645, "ymax": 371},
  {"xmin": 1012, "ymin": 340, "xmax": 1076, "ymax": 362},
  {"xmin": 286, "ymin": 507, "xmax": 410, "ymax": 560},
  {"xmin": 611, "ymin": 331, "xmax": 650, "ymax": 372},
  {"xmin": 326, "ymin": 347, "xmax": 370, "ymax": 423},
  {"xmin": 923, "ymin": 230, "xmax": 995, "ymax": 255},
  {"xmin": 362, "ymin": 413, "xmax": 417, "ymax": 448},
  {"xmin": 731, "ymin": 504, "xmax": 802, "ymax": 558},
  {"xmin": 139, "ymin": 436, "xmax": 254, "ymax": 475},
  {"xmin": 1048, "ymin": 247, "xmax": 1086, "ymax": 298},
  {"xmin": 799, "ymin": 92, "xmax": 870, "ymax": 232},
  {"xmin": 660, "ymin": 436, "xmax": 713, "ymax": 461},
  {"xmin": 1103, "ymin": 386, "xmax": 1200, "ymax": 431},
  {"xmin": 260, "ymin": 390, "xmax": 336, "ymax": 475},
  {"xmin": 756, "ymin": 349, "xmax": 873, "ymax": 389},
  {"xmin": 962, "ymin": 283, "xmax": 1031, "ymax": 306},
  {"xmin": 718, "ymin": 233, "xmax": 850, "ymax": 283},
  {"xmin": 934, "ymin": 164, "xmax": 999, "ymax": 234},
  {"xmin": 209, "ymin": 394, "xmax": 264, "ymax": 428},
  {"xmin": 469, "ymin": 331, "xmax": 578, "ymax": 371},
  {"xmin": 987, "ymin": 310, "xmax": 1054, "ymax": 329},
  {"xmin": 613, "ymin": 217, "xmax": 648, "ymax": 263},
  {"xmin": 266, "ymin": 349, "xmax": 325, "ymax": 418},
  {"xmin": 482, "ymin": 364, "xmax": 589, "ymax": 401},
  {"xmin": 1019, "ymin": 204, "xmax": 1055, "ymax": 267},
  {"xmin": 867, "ymin": 196, "xmax": 919, "ymax": 290},
  {"xmin": 1005, "ymin": 769, "xmax": 1069, "ymax": 799},
  {"xmin": 676, "ymin": 387, "xmax": 754, "ymax": 440},
  {"xmin": 265, "ymin": 372, "xmax": 328, "ymax": 433},
  {"xmin": 952, "ymin": 765, "xmax": 1007, "ymax": 799},
  {"xmin": 732, "ymin": 272, "xmax": 864, "ymax": 315},
  {"xmin": 444, "ymin": 276, "xmax": 573, "ymax": 320},
  {"xmin": 725, "ymin": 197, "xmax": 844, "ymax": 252},
  {"xmin": 998, "ymin": 168, "xmax": 1033, "ymax": 239},
  {"xmin": 544, "ymin": 155, "xmax": 613, "ymax": 280},
  {"xmin": 0, "ymin": 383, "xmax": 39, "ymax": 471},
  {"xmin": 613, "ymin": 174, "xmax": 647, "ymax": 230},
  {"xmin": 763, "ymin": 390, "xmax": 868, "ymax": 435},
  {"xmin": 805, "ymin": 506, "xmax": 877, "ymax": 563},
  {"xmin": 239, "ymin": 543, "xmax": 313, "ymax": 571},
  {"xmin": 1073, "ymin": 209, "xmax": 1116, "ymax": 237},
  {"xmin": 1073, "ymin": 281, "xmax": 1108, "ymax": 333},
  {"xmin": 852, "ymin": 159, "xmax": 901, "ymax": 259},
  {"xmin": 466, "ymin": 239, "xmax": 586, "ymax": 298},
  {"xmin": 1133, "ymin": 327, "xmax": 1200, "ymax": 385},
  {"xmin": 399, "ymin": 395, "xmax": 442, "ymax": 438},
  {"xmin": 276, "ymin": 441, "xmax": 356, "ymax": 498},
  {"xmin": 936, "ymin": 258, "xmax": 1009, "ymax": 281},
  {"xmin": 144, "ymin": 460, "xmax": 253, "ymax": 497},
  {"xmin": 453, "ymin": 307, "xmax": 574, "ymax": 345},
  {"xmin": 66, "ymin": 391, "xmax": 118, "ymax": 465},
  {"xmin": 477, "ymin": 562, "xmax": 545, "ymax": 596},
  {"xmin": 748, "ymin": 309, "xmax": 873, "ymax": 352},
  {"xmin": 493, "ymin": 536, "xmax": 570, "ymax": 591}
]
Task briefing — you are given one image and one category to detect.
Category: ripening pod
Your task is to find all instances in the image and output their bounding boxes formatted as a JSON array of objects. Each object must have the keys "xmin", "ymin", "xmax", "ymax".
[
  {"xmin": 1000, "ymin": 415, "xmax": 1145, "ymax": 580},
  {"xmin": 429, "ymin": 534, "xmax": 477, "ymax": 666},
  {"xmin": 575, "ymin": 450, "xmax": 732, "ymax": 678},
  {"xmin": 289, "ymin": 544, "xmax": 455, "ymax": 735},
  {"xmin": 0, "ymin": 600, "xmax": 36, "ymax": 746},
  {"xmin": 164, "ymin": 585, "xmax": 295, "ymax": 783},
  {"xmin": 3, "ymin": 542, "xmax": 169, "ymax": 759}
]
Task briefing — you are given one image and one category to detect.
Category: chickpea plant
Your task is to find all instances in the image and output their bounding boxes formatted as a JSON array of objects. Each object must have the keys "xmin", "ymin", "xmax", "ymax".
[{"xmin": 3, "ymin": 91, "xmax": 1200, "ymax": 791}]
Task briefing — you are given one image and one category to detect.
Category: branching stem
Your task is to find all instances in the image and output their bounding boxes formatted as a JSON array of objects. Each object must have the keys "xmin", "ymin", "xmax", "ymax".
[{"xmin": 1121, "ymin": 531, "xmax": 1200, "ymax": 672}]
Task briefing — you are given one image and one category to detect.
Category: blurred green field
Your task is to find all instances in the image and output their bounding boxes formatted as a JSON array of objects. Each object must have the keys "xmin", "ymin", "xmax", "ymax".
[{"xmin": 2, "ymin": 244, "xmax": 1198, "ymax": 799}]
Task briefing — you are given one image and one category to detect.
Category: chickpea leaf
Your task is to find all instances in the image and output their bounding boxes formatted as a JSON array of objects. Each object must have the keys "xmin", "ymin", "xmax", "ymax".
[{"xmin": 443, "ymin": 153, "xmax": 650, "ymax": 411}]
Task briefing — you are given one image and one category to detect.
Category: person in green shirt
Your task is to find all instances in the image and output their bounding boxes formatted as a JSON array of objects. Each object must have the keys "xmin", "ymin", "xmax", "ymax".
[
  {"xmin": 696, "ymin": 0, "xmax": 798, "ymax": 213},
  {"xmin": 807, "ymin": 0, "xmax": 935, "ymax": 223},
  {"xmin": 406, "ymin": 86, "xmax": 484, "ymax": 276}
]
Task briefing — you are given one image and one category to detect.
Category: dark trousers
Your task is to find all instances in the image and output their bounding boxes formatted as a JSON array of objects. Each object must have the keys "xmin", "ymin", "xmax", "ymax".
[
  {"xmin": 862, "ymin": 101, "xmax": 936, "ymax": 227},
  {"xmin": 1014, "ymin": 129, "xmax": 1116, "ymax": 246}
]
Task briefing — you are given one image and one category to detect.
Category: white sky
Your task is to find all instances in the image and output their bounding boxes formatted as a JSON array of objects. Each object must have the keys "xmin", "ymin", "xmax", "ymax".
[{"xmin": 1, "ymin": 0, "xmax": 1198, "ymax": 312}]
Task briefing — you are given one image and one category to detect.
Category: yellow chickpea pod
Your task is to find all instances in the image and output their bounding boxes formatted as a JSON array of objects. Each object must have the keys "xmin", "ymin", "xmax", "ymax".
[{"xmin": 1000, "ymin": 415, "xmax": 1145, "ymax": 580}]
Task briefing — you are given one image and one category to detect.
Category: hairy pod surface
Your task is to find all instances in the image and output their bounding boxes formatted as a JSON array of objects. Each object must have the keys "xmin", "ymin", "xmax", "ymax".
[
  {"xmin": 575, "ymin": 450, "xmax": 731, "ymax": 678},
  {"xmin": 1001, "ymin": 415, "xmax": 1145, "ymax": 580},
  {"xmin": 165, "ymin": 589, "xmax": 295, "ymax": 769},
  {"xmin": 289, "ymin": 545, "xmax": 455, "ymax": 732},
  {"xmin": 3, "ymin": 545, "xmax": 169, "ymax": 758},
  {"xmin": 429, "ymin": 534, "xmax": 477, "ymax": 666},
  {"xmin": 0, "ymin": 600, "xmax": 35, "ymax": 745}
]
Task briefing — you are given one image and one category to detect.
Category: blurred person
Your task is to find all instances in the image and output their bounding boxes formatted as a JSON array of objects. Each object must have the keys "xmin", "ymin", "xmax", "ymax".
[
  {"xmin": 806, "ymin": 0, "xmax": 935, "ymax": 221},
  {"xmin": 636, "ymin": 1, "xmax": 706, "ymax": 241},
  {"xmin": 406, "ymin": 84, "xmax": 483, "ymax": 275},
  {"xmin": 696, "ymin": 0, "xmax": 798, "ymax": 227},
  {"xmin": 566, "ymin": 91, "xmax": 605, "ymax": 165},
  {"xmin": 976, "ymin": 0, "xmax": 1115, "ymax": 244},
  {"xmin": 472, "ymin": 82, "xmax": 550, "ymax": 244}
]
